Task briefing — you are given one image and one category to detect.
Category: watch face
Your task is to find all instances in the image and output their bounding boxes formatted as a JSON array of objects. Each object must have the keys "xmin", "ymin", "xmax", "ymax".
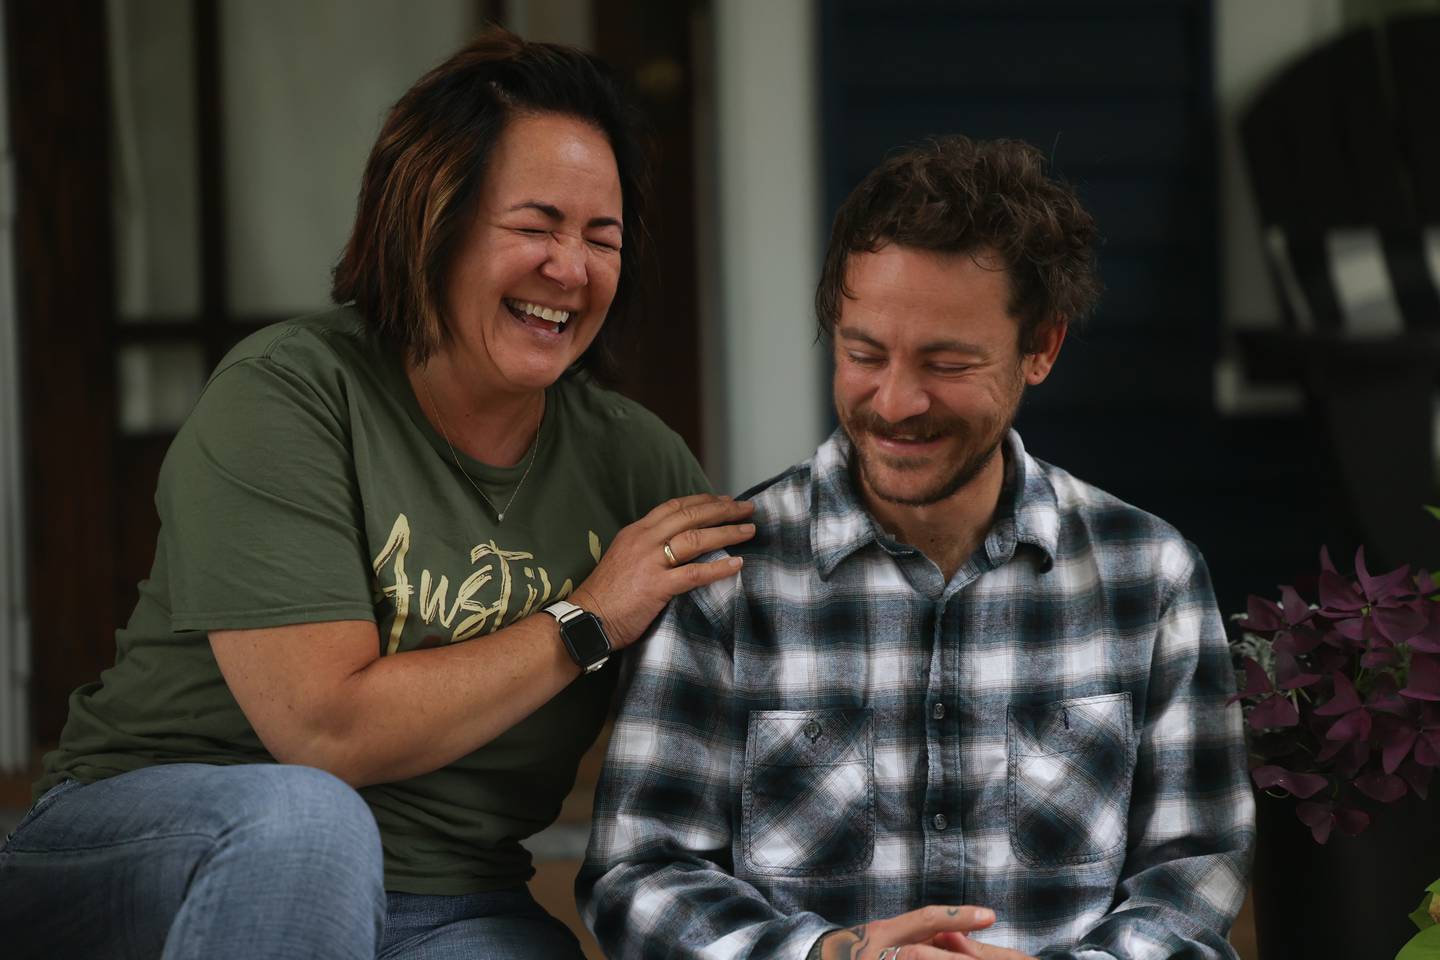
[{"xmin": 564, "ymin": 613, "xmax": 611, "ymax": 665}]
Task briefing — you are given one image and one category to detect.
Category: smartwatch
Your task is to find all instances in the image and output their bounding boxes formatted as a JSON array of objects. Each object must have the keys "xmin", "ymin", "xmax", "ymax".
[{"xmin": 544, "ymin": 600, "xmax": 612, "ymax": 674}]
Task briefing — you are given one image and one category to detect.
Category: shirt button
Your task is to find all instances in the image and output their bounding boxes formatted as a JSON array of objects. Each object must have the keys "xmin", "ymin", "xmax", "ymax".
[
  {"xmin": 932, "ymin": 813, "xmax": 948, "ymax": 831},
  {"xmin": 931, "ymin": 702, "xmax": 946, "ymax": 720},
  {"xmin": 803, "ymin": 719, "xmax": 821, "ymax": 742}
]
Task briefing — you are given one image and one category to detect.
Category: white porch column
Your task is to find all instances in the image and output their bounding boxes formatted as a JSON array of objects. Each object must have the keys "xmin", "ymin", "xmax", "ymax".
[{"xmin": 708, "ymin": 0, "xmax": 826, "ymax": 493}]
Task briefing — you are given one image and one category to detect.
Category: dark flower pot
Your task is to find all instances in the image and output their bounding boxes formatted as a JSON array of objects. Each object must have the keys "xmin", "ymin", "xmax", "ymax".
[{"xmin": 1251, "ymin": 790, "xmax": 1440, "ymax": 959}]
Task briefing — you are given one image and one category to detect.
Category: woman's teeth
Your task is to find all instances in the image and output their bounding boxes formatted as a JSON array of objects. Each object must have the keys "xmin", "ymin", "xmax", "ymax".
[{"xmin": 505, "ymin": 299, "xmax": 570, "ymax": 333}]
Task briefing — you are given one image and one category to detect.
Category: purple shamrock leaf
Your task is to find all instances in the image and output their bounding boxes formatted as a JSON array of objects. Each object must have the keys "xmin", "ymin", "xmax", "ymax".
[
  {"xmin": 1274, "ymin": 625, "xmax": 1323, "ymax": 655},
  {"xmin": 1319, "ymin": 570, "xmax": 1365, "ymax": 613},
  {"xmin": 1241, "ymin": 595, "xmax": 1284, "ymax": 632},
  {"xmin": 1417, "ymin": 569, "xmax": 1439, "ymax": 596},
  {"xmin": 1319, "ymin": 569, "xmax": 1359, "ymax": 616},
  {"xmin": 1411, "ymin": 606, "xmax": 1440, "ymax": 654},
  {"xmin": 1354, "ymin": 771, "xmax": 1408, "ymax": 803},
  {"xmin": 1313, "ymin": 646, "xmax": 1353, "ymax": 675},
  {"xmin": 1249, "ymin": 694, "xmax": 1300, "ymax": 730},
  {"xmin": 1280, "ymin": 586, "xmax": 1312, "ymax": 626},
  {"xmin": 1354, "ymin": 547, "xmax": 1373, "ymax": 593},
  {"xmin": 1296, "ymin": 801, "xmax": 1335, "ymax": 844},
  {"xmin": 1374, "ymin": 604, "xmax": 1428, "ymax": 645},
  {"xmin": 1251, "ymin": 765, "xmax": 1329, "ymax": 798},
  {"xmin": 1317, "ymin": 739, "xmax": 1370, "ymax": 778},
  {"xmin": 1275, "ymin": 651, "xmax": 1321, "ymax": 690},
  {"xmin": 1361, "ymin": 643, "xmax": 1399, "ymax": 669},
  {"xmin": 1380, "ymin": 725, "xmax": 1419, "ymax": 773},
  {"xmin": 1363, "ymin": 563, "xmax": 1417, "ymax": 605},
  {"xmin": 1331, "ymin": 617, "xmax": 1368, "ymax": 647},
  {"xmin": 1231, "ymin": 657, "xmax": 1273, "ymax": 702},
  {"xmin": 1367, "ymin": 674, "xmax": 1410, "ymax": 715},
  {"xmin": 1325, "ymin": 707, "xmax": 1373, "ymax": 742},
  {"xmin": 1400, "ymin": 653, "xmax": 1440, "ymax": 701},
  {"xmin": 1314, "ymin": 673, "xmax": 1363, "ymax": 716},
  {"xmin": 1419, "ymin": 731, "xmax": 1440, "ymax": 767},
  {"xmin": 1401, "ymin": 759, "xmax": 1433, "ymax": 798}
]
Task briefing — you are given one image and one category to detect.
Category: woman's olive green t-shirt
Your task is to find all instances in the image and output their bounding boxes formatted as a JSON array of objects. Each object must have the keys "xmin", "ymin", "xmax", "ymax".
[{"xmin": 36, "ymin": 307, "xmax": 710, "ymax": 894}]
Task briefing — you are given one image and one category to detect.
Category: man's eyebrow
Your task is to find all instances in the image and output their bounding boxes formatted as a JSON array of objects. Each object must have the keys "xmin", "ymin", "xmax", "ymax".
[
  {"xmin": 836, "ymin": 326, "xmax": 987, "ymax": 355},
  {"xmin": 506, "ymin": 201, "xmax": 623, "ymax": 231},
  {"xmin": 836, "ymin": 327, "xmax": 885, "ymax": 349}
]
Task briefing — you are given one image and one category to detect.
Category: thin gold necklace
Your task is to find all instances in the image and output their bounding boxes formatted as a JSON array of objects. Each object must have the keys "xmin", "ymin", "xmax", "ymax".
[{"xmin": 421, "ymin": 369, "xmax": 541, "ymax": 524}]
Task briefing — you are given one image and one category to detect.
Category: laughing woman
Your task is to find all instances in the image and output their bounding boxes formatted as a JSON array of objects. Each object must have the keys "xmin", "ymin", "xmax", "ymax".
[{"xmin": 1, "ymin": 29, "xmax": 752, "ymax": 960}]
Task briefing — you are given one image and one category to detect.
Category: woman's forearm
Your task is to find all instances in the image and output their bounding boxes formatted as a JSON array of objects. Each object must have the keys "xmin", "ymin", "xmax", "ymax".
[{"xmin": 212, "ymin": 612, "xmax": 581, "ymax": 787}]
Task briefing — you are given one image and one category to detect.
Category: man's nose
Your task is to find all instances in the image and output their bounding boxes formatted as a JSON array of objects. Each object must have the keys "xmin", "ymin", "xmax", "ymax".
[
  {"xmin": 540, "ymin": 233, "xmax": 588, "ymax": 289},
  {"xmin": 870, "ymin": 366, "xmax": 930, "ymax": 423}
]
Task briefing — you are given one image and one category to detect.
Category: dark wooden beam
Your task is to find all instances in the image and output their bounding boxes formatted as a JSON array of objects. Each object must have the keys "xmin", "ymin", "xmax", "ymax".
[
  {"xmin": 193, "ymin": 0, "xmax": 229, "ymax": 372},
  {"xmin": 593, "ymin": 0, "xmax": 704, "ymax": 458},
  {"xmin": 6, "ymin": 0, "xmax": 119, "ymax": 743}
]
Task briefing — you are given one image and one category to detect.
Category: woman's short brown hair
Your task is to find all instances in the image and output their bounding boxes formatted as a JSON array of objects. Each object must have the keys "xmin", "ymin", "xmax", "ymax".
[
  {"xmin": 816, "ymin": 135, "xmax": 1101, "ymax": 354},
  {"xmin": 332, "ymin": 27, "xmax": 651, "ymax": 376}
]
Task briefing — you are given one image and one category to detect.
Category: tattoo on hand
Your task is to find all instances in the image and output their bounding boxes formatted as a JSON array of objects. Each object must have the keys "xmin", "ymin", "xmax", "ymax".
[
  {"xmin": 836, "ymin": 924, "xmax": 870, "ymax": 960},
  {"xmin": 946, "ymin": 907, "xmax": 960, "ymax": 917}
]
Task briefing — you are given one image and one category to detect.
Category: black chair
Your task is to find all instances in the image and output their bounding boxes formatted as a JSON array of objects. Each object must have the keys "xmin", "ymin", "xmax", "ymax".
[{"xmin": 1239, "ymin": 13, "xmax": 1440, "ymax": 570}]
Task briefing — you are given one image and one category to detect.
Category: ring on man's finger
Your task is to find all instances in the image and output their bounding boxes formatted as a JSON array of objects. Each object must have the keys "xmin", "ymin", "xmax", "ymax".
[
  {"xmin": 877, "ymin": 948, "xmax": 901, "ymax": 960},
  {"xmin": 663, "ymin": 541, "xmax": 678, "ymax": 567}
]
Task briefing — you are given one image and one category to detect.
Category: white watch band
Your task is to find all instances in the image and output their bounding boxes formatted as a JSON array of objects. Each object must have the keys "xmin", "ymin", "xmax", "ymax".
[{"xmin": 543, "ymin": 599, "xmax": 583, "ymax": 622}]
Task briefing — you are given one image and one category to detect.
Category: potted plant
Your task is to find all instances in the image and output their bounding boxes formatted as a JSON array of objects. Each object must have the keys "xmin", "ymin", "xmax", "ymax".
[{"xmin": 1230, "ymin": 546, "xmax": 1440, "ymax": 958}]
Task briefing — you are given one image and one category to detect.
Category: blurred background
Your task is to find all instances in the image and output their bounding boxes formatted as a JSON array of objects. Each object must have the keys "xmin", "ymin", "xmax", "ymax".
[{"xmin": 3, "ymin": 0, "xmax": 1439, "ymax": 956}]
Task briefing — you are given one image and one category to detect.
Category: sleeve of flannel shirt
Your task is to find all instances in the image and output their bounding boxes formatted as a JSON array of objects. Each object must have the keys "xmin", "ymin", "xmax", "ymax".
[
  {"xmin": 1040, "ymin": 544, "xmax": 1256, "ymax": 960},
  {"xmin": 577, "ymin": 578, "xmax": 840, "ymax": 960}
]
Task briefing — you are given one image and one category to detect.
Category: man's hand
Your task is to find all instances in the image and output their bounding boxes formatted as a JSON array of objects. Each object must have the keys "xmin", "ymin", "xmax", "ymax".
[
  {"xmin": 930, "ymin": 932, "xmax": 1037, "ymax": 960},
  {"xmin": 817, "ymin": 906, "xmax": 998, "ymax": 959}
]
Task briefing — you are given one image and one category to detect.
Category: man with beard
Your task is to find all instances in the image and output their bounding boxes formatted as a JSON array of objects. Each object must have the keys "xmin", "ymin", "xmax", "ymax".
[{"xmin": 578, "ymin": 137, "xmax": 1254, "ymax": 960}]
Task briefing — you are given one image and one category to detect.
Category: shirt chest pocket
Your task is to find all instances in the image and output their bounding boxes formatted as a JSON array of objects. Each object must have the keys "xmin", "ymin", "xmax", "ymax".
[
  {"xmin": 1007, "ymin": 692, "xmax": 1134, "ymax": 867},
  {"xmin": 740, "ymin": 708, "xmax": 874, "ymax": 877}
]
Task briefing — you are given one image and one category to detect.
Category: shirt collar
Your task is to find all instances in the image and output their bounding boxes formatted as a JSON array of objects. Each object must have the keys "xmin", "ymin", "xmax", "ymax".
[{"xmin": 810, "ymin": 427, "xmax": 1059, "ymax": 579}]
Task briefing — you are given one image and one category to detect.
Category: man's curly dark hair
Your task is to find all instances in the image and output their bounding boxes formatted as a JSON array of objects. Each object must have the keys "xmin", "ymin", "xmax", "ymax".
[{"xmin": 816, "ymin": 135, "xmax": 1101, "ymax": 354}]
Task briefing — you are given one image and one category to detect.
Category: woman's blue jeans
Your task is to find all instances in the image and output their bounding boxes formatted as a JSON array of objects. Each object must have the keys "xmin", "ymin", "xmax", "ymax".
[{"xmin": 0, "ymin": 763, "xmax": 584, "ymax": 959}]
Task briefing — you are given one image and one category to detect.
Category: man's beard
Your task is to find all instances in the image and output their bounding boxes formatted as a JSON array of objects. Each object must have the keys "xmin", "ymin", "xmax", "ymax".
[{"xmin": 840, "ymin": 396, "xmax": 1019, "ymax": 508}]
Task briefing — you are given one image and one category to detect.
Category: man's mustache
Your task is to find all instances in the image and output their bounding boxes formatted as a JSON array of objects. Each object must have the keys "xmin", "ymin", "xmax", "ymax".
[{"xmin": 850, "ymin": 410, "xmax": 967, "ymax": 443}]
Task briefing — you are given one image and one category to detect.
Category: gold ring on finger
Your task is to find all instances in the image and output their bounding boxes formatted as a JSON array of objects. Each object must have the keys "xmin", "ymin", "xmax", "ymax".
[{"xmin": 663, "ymin": 541, "xmax": 678, "ymax": 567}]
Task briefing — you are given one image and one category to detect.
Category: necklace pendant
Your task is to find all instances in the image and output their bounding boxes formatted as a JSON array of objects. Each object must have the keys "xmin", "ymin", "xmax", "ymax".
[{"xmin": 497, "ymin": 513, "xmax": 505, "ymax": 522}]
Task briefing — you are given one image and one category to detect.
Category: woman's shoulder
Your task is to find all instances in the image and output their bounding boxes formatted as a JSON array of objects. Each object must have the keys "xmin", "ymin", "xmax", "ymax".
[
  {"xmin": 552, "ymin": 374, "xmax": 709, "ymax": 495},
  {"xmin": 181, "ymin": 306, "xmax": 402, "ymax": 447},
  {"xmin": 553, "ymin": 373, "xmax": 680, "ymax": 445},
  {"xmin": 211, "ymin": 306, "xmax": 375, "ymax": 380}
]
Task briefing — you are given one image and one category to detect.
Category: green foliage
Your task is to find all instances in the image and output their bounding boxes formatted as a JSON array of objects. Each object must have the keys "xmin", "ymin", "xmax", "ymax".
[
  {"xmin": 1397, "ymin": 925, "xmax": 1440, "ymax": 960},
  {"xmin": 1398, "ymin": 879, "xmax": 1440, "ymax": 960}
]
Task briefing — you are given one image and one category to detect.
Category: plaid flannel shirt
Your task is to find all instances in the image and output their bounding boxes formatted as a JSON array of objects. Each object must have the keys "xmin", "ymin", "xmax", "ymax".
[{"xmin": 579, "ymin": 429, "xmax": 1254, "ymax": 960}]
